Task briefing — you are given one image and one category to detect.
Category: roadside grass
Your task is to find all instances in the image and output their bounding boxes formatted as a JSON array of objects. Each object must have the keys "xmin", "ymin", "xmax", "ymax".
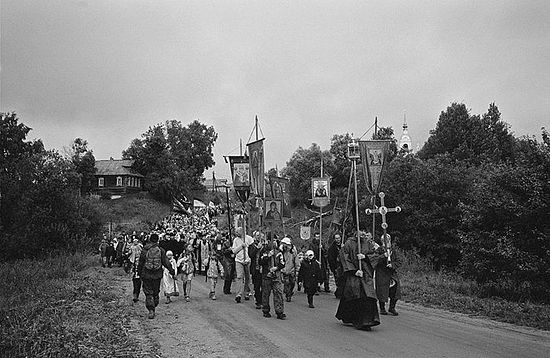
[
  {"xmin": 239, "ymin": 205, "xmax": 550, "ymax": 331},
  {"xmin": 0, "ymin": 253, "xmax": 152, "ymax": 357},
  {"xmin": 398, "ymin": 249, "xmax": 550, "ymax": 330}
]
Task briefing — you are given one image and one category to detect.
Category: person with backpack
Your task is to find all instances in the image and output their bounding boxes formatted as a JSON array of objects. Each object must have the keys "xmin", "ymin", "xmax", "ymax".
[
  {"xmin": 280, "ymin": 237, "xmax": 300, "ymax": 303},
  {"xmin": 138, "ymin": 233, "xmax": 176, "ymax": 319}
]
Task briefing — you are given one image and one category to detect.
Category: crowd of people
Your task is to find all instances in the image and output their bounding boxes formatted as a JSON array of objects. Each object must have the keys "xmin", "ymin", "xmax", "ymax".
[{"xmin": 100, "ymin": 210, "xmax": 401, "ymax": 330}]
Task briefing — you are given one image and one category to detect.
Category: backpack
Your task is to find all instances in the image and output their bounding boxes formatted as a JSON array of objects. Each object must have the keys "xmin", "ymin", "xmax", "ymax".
[{"xmin": 144, "ymin": 245, "xmax": 162, "ymax": 270}]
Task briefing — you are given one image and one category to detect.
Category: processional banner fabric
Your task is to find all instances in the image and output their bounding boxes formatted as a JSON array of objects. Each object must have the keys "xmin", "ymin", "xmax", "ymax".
[
  {"xmin": 300, "ymin": 225, "xmax": 311, "ymax": 240},
  {"xmin": 247, "ymin": 139, "xmax": 265, "ymax": 196},
  {"xmin": 359, "ymin": 140, "xmax": 391, "ymax": 195},
  {"xmin": 269, "ymin": 176, "xmax": 291, "ymax": 218},
  {"xmin": 172, "ymin": 196, "xmax": 190, "ymax": 214},
  {"xmin": 228, "ymin": 156, "xmax": 250, "ymax": 203},
  {"xmin": 311, "ymin": 177, "xmax": 330, "ymax": 208}
]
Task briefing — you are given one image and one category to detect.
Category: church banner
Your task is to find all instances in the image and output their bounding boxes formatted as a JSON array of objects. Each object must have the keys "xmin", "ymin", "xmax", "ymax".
[
  {"xmin": 311, "ymin": 177, "xmax": 330, "ymax": 208},
  {"xmin": 300, "ymin": 225, "xmax": 311, "ymax": 240},
  {"xmin": 269, "ymin": 176, "xmax": 291, "ymax": 218},
  {"xmin": 228, "ymin": 156, "xmax": 250, "ymax": 188},
  {"xmin": 228, "ymin": 155, "xmax": 250, "ymax": 203},
  {"xmin": 247, "ymin": 139, "xmax": 265, "ymax": 196},
  {"xmin": 359, "ymin": 140, "xmax": 391, "ymax": 195}
]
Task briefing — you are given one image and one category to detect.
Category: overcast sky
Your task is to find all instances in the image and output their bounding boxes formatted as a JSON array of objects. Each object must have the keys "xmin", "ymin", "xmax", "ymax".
[{"xmin": 1, "ymin": 0, "xmax": 549, "ymax": 180}]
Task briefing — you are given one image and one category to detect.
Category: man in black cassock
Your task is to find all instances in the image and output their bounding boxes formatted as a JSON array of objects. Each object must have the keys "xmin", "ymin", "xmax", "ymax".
[
  {"xmin": 374, "ymin": 234, "xmax": 401, "ymax": 316},
  {"xmin": 335, "ymin": 231, "xmax": 383, "ymax": 330}
]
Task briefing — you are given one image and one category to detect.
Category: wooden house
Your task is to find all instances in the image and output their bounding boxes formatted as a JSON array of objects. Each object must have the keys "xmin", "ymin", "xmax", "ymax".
[{"xmin": 93, "ymin": 159, "xmax": 144, "ymax": 196}]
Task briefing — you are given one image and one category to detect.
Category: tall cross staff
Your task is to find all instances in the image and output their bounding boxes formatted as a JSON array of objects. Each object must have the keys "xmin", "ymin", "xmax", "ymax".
[{"xmin": 365, "ymin": 192, "xmax": 401, "ymax": 267}]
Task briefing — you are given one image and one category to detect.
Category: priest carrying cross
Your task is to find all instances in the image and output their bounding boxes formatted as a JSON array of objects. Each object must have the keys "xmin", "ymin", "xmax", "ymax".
[{"xmin": 366, "ymin": 191, "xmax": 403, "ymax": 316}]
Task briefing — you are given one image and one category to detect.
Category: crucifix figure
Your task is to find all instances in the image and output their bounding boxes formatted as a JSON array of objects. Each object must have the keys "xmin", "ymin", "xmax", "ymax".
[{"xmin": 365, "ymin": 192, "xmax": 401, "ymax": 267}]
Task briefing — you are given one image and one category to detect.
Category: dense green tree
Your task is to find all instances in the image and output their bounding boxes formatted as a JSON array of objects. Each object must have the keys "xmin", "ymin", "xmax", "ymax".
[
  {"xmin": 419, "ymin": 103, "xmax": 515, "ymax": 164},
  {"xmin": 383, "ymin": 154, "xmax": 471, "ymax": 269},
  {"xmin": 281, "ymin": 144, "xmax": 336, "ymax": 206},
  {"xmin": 69, "ymin": 138, "xmax": 96, "ymax": 195},
  {"xmin": 0, "ymin": 113, "xmax": 103, "ymax": 260},
  {"xmin": 123, "ymin": 119, "xmax": 218, "ymax": 201},
  {"xmin": 459, "ymin": 132, "xmax": 550, "ymax": 301},
  {"xmin": 329, "ymin": 133, "xmax": 353, "ymax": 190}
]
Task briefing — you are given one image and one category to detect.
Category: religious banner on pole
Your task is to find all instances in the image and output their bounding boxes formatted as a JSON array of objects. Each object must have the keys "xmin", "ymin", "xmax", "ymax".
[
  {"xmin": 359, "ymin": 140, "xmax": 391, "ymax": 195},
  {"xmin": 247, "ymin": 139, "xmax": 265, "ymax": 196},
  {"xmin": 311, "ymin": 177, "xmax": 330, "ymax": 207},
  {"xmin": 227, "ymin": 155, "xmax": 250, "ymax": 203},
  {"xmin": 300, "ymin": 225, "xmax": 311, "ymax": 240},
  {"xmin": 269, "ymin": 176, "xmax": 291, "ymax": 218},
  {"xmin": 264, "ymin": 199, "xmax": 283, "ymax": 223}
]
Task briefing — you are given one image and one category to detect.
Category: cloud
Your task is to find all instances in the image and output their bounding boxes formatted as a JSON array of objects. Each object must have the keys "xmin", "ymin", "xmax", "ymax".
[{"xmin": 1, "ymin": 0, "xmax": 549, "ymax": 180}]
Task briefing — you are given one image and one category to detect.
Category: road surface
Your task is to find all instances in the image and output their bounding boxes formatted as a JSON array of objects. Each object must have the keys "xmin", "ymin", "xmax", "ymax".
[{"xmin": 121, "ymin": 272, "xmax": 550, "ymax": 358}]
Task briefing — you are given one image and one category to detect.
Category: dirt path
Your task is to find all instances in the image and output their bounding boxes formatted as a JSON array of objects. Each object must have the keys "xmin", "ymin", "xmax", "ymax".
[{"xmin": 107, "ymin": 267, "xmax": 550, "ymax": 358}]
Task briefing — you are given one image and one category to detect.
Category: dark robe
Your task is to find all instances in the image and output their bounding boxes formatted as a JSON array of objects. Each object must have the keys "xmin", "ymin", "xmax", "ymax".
[
  {"xmin": 335, "ymin": 236, "xmax": 382, "ymax": 329},
  {"xmin": 375, "ymin": 253, "xmax": 402, "ymax": 302},
  {"xmin": 298, "ymin": 259, "xmax": 322, "ymax": 294}
]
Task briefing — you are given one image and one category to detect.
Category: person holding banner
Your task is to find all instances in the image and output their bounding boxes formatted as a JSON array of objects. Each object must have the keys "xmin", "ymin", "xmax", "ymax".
[
  {"xmin": 335, "ymin": 231, "xmax": 383, "ymax": 330},
  {"xmin": 231, "ymin": 227, "xmax": 253, "ymax": 303},
  {"xmin": 259, "ymin": 238, "xmax": 286, "ymax": 319},
  {"xmin": 249, "ymin": 231, "xmax": 265, "ymax": 309}
]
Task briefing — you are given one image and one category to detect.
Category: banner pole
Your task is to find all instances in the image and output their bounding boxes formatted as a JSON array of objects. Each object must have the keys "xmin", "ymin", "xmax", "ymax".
[
  {"xmin": 372, "ymin": 194, "xmax": 376, "ymax": 240},
  {"xmin": 225, "ymin": 185, "xmax": 232, "ymax": 243},
  {"xmin": 319, "ymin": 153, "xmax": 324, "ymax": 264},
  {"xmin": 353, "ymin": 158, "xmax": 362, "ymax": 272}
]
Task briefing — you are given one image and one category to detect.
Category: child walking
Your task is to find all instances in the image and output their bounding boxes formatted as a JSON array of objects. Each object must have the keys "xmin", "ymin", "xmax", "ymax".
[
  {"xmin": 163, "ymin": 250, "xmax": 179, "ymax": 304},
  {"xmin": 298, "ymin": 250, "xmax": 322, "ymax": 308},
  {"xmin": 177, "ymin": 244, "xmax": 196, "ymax": 302},
  {"xmin": 205, "ymin": 236, "xmax": 225, "ymax": 300}
]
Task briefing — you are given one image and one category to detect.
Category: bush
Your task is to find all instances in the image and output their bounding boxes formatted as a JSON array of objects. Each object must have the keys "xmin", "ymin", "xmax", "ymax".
[{"xmin": 459, "ymin": 148, "xmax": 550, "ymax": 302}]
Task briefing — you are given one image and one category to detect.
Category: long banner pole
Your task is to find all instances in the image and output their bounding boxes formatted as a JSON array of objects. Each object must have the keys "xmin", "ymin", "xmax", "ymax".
[
  {"xmin": 225, "ymin": 186, "xmax": 232, "ymax": 243},
  {"xmin": 372, "ymin": 195, "xmax": 376, "ymax": 241},
  {"xmin": 353, "ymin": 158, "xmax": 362, "ymax": 271},
  {"xmin": 319, "ymin": 154, "xmax": 324, "ymax": 263}
]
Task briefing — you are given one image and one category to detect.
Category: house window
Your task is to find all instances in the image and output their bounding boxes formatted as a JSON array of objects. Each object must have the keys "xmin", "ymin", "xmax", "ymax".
[
  {"xmin": 131, "ymin": 177, "xmax": 135, "ymax": 187},
  {"xmin": 116, "ymin": 176, "xmax": 122, "ymax": 186},
  {"xmin": 98, "ymin": 177, "xmax": 104, "ymax": 187},
  {"xmin": 137, "ymin": 179, "xmax": 141, "ymax": 188}
]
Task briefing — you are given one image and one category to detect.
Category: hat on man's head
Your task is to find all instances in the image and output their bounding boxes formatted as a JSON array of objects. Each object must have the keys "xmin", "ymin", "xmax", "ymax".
[
  {"xmin": 305, "ymin": 250, "xmax": 315, "ymax": 258},
  {"xmin": 281, "ymin": 237, "xmax": 292, "ymax": 246}
]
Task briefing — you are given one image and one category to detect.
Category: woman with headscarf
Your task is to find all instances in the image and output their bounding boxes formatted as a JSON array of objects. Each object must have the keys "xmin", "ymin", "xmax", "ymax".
[{"xmin": 163, "ymin": 250, "xmax": 179, "ymax": 304}]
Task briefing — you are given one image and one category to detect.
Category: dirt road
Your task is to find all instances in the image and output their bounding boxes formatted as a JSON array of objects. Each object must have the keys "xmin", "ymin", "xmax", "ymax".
[{"xmin": 118, "ymin": 271, "xmax": 550, "ymax": 358}]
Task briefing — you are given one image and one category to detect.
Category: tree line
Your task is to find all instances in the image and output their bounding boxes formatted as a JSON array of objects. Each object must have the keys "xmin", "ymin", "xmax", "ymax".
[
  {"xmin": 281, "ymin": 103, "xmax": 550, "ymax": 303},
  {"xmin": 0, "ymin": 113, "xmax": 217, "ymax": 260},
  {"xmin": 2, "ymin": 104, "xmax": 548, "ymax": 303}
]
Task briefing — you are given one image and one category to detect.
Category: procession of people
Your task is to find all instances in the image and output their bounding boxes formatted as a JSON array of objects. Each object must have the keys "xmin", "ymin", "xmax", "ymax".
[{"xmin": 102, "ymin": 207, "xmax": 401, "ymax": 331}]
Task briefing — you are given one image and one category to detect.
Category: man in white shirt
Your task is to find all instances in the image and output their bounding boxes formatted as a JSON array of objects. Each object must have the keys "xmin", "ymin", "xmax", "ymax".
[{"xmin": 232, "ymin": 227, "xmax": 254, "ymax": 303}]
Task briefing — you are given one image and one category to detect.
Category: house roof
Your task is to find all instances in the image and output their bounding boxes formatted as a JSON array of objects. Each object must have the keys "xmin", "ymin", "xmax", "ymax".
[{"xmin": 95, "ymin": 159, "xmax": 144, "ymax": 177}]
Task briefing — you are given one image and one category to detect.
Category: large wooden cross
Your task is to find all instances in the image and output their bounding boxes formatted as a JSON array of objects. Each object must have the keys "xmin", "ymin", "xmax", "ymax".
[{"xmin": 365, "ymin": 192, "xmax": 401, "ymax": 266}]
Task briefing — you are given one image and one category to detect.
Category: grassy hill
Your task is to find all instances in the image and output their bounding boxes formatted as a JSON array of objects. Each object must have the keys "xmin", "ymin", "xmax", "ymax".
[{"xmin": 89, "ymin": 192, "xmax": 171, "ymax": 234}]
